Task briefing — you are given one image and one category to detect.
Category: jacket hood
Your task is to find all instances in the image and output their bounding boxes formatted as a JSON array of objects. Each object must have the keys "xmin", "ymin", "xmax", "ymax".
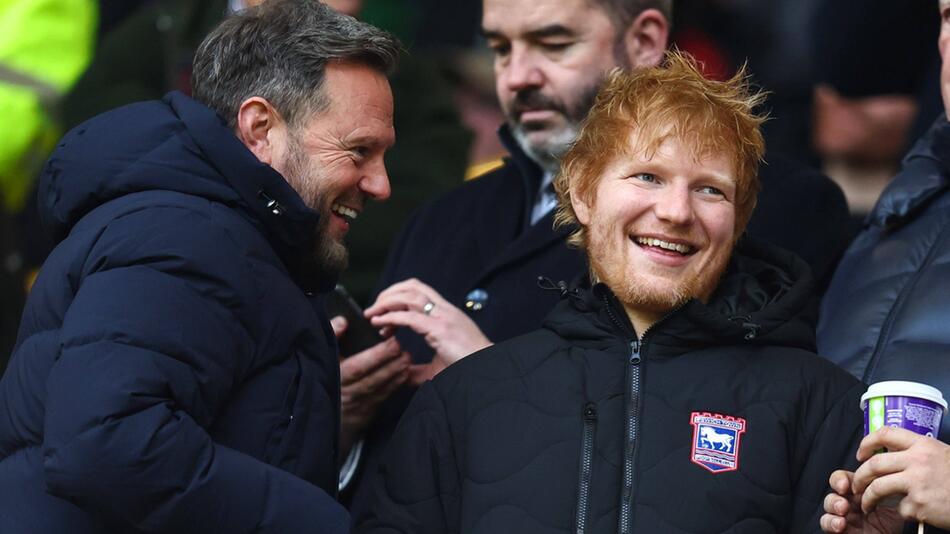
[
  {"xmin": 869, "ymin": 115, "xmax": 950, "ymax": 230},
  {"xmin": 544, "ymin": 236, "xmax": 817, "ymax": 356},
  {"xmin": 38, "ymin": 91, "xmax": 327, "ymax": 288}
]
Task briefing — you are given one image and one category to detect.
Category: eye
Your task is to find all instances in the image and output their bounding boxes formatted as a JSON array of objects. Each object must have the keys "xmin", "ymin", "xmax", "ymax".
[
  {"xmin": 540, "ymin": 41, "xmax": 572, "ymax": 53},
  {"xmin": 630, "ymin": 172, "xmax": 657, "ymax": 183},
  {"xmin": 350, "ymin": 146, "xmax": 370, "ymax": 160},
  {"xmin": 697, "ymin": 185, "xmax": 726, "ymax": 198},
  {"xmin": 487, "ymin": 40, "xmax": 511, "ymax": 58}
]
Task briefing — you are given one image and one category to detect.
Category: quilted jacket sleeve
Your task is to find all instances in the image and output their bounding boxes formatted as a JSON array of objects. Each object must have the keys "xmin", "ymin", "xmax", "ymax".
[
  {"xmin": 789, "ymin": 375, "xmax": 865, "ymax": 533},
  {"xmin": 357, "ymin": 380, "xmax": 460, "ymax": 533},
  {"xmin": 40, "ymin": 207, "xmax": 348, "ymax": 533}
]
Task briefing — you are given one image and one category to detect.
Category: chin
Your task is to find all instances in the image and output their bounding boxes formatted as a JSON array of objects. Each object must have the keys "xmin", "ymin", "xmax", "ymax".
[{"xmin": 314, "ymin": 237, "xmax": 349, "ymax": 279}]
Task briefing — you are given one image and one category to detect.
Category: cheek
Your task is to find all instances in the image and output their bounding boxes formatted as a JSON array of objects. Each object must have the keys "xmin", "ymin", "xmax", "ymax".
[{"xmin": 700, "ymin": 205, "xmax": 736, "ymax": 247}]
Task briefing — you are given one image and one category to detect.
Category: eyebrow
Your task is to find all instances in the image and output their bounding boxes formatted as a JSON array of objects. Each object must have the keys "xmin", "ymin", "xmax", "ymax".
[{"xmin": 481, "ymin": 24, "xmax": 577, "ymax": 41}]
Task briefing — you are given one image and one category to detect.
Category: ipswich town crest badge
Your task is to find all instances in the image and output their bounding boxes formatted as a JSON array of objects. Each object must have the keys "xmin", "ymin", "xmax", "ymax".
[{"xmin": 690, "ymin": 412, "xmax": 746, "ymax": 473}]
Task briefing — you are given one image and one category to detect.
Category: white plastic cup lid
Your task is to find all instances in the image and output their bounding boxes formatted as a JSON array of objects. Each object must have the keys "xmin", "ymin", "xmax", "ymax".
[{"xmin": 860, "ymin": 380, "xmax": 948, "ymax": 414}]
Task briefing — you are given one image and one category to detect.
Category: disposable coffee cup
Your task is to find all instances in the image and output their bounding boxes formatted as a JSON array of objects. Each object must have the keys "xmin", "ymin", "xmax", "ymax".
[
  {"xmin": 860, "ymin": 381, "xmax": 947, "ymax": 517},
  {"xmin": 861, "ymin": 381, "xmax": 948, "ymax": 439}
]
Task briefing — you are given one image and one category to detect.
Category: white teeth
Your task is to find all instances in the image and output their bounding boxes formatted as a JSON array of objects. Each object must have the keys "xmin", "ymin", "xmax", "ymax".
[
  {"xmin": 331, "ymin": 204, "xmax": 358, "ymax": 221},
  {"xmin": 635, "ymin": 237, "xmax": 693, "ymax": 254}
]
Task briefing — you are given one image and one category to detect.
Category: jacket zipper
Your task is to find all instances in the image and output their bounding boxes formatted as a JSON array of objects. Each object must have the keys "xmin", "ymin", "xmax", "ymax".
[
  {"xmin": 618, "ymin": 339, "xmax": 641, "ymax": 534},
  {"xmin": 599, "ymin": 290, "xmax": 686, "ymax": 534},
  {"xmin": 598, "ymin": 292, "xmax": 642, "ymax": 534},
  {"xmin": 574, "ymin": 403, "xmax": 598, "ymax": 534},
  {"xmin": 862, "ymin": 224, "xmax": 950, "ymax": 382}
]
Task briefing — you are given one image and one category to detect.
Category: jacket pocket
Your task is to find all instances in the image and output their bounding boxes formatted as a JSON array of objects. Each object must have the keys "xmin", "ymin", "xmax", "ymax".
[
  {"xmin": 264, "ymin": 351, "xmax": 303, "ymax": 465},
  {"xmin": 575, "ymin": 402, "xmax": 597, "ymax": 534}
]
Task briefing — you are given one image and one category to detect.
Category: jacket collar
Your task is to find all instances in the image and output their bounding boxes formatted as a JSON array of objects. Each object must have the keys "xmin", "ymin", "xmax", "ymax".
[
  {"xmin": 544, "ymin": 237, "xmax": 817, "ymax": 357},
  {"xmin": 167, "ymin": 92, "xmax": 334, "ymax": 292},
  {"xmin": 869, "ymin": 115, "xmax": 950, "ymax": 230},
  {"xmin": 498, "ymin": 125, "xmax": 546, "ymax": 230}
]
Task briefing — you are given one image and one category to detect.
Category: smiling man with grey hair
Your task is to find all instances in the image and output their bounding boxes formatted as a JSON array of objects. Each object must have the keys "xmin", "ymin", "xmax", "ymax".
[{"xmin": 0, "ymin": 1, "xmax": 399, "ymax": 532}]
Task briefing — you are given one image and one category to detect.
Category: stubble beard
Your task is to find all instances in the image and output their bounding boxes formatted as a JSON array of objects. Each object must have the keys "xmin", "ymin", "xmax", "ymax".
[
  {"xmin": 283, "ymin": 134, "xmax": 349, "ymax": 280},
  {"xmin": 587, "ymin": 221, "xmax": 732, "ymax": 316},
  {"xmin": 507, "ymin": 79, "xmax": 603, "ymax": 173}
]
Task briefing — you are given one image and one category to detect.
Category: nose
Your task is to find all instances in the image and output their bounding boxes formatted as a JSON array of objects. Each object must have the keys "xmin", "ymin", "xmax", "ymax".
[
  {"xmin": 360, "ymin": 157, "xmax": 391, "ymax": 201},
  {"xmin": 501, "ymin": 45, "xmax": 544, "ymax": 93},
  {"xmin": 653, "ymin": 183, "xmax": 694, "ymax": 226}
]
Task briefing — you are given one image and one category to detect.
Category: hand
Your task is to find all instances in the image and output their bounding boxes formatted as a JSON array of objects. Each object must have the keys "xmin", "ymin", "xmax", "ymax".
[
  {"xmin": 820, "ymin": 470, "xmax": 902, "ymax": 533},
  {"xmin": 851, "ymin": 427, "xmax": 950, "ymax": 529},
  {"xmin": 331, "ymin": 317, "xmax": 409, "ymax": 452},
  {"xmin": 365, "ymin": 278, "xmax": 492, "ymax": 382}
]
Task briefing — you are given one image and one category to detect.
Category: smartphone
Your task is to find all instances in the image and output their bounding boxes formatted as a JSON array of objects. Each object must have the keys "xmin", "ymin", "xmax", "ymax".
[{"xmin": 324, "ymin": 285, "xmax": 383, "ymax": 356}]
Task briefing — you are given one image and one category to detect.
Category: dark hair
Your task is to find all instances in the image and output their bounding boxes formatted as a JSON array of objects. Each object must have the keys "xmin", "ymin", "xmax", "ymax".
[
  {"xmin": 597, "ymin": 0, "xmax": 672, "ymax": 31},
  {"xmin": 192, "ymin": 0, "xmax": 400, "ymax": 128}
]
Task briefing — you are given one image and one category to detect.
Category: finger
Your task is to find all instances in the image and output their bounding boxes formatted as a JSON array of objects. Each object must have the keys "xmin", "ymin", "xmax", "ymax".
[
  {"xmin": 342, "ymin": 352, "xmax": 411, "ymax": 398},
  {"xmin": 340, "ymin": 338, "xmax": 402, "ymax": 385},
  {"xmin": 330, "ymin": 315, "xmax": 347, "ymax": 338},
  {"xmin": 366, "ymin": 290, "xmax": 432, "ymax": 317},
  {"xmin": 369, "ymin": 310, "xmax": 435, "ymax": 337},
  {"xmin": 356, "ymin": 360, "xmax": 412, "ymax": 402},
  {"xmin": 861, "ymin": 473, "xmax": 909, "ymax": 514},
  {"xmin": 858, "ymin": 427, "xmax": 921, "ymax": 460},
  {"xmin": 370, "ymin": 278, "xmax": 432, "ymax": 304},
  {"xmin": 818, "ymin": 513, "xmax": 846, "ymax": 533},
  {"xmin": 852, "ymin": 451, "xmax": 907, "ymax": 495},
  {"xmin": 829, "ymin": 470, "xmax": 855, "ymax": 496},
  {"xmin": 824, "ymin": 492, "xmax": 851, "ymax": 516},
  {"xmin": 368, "ymin": 278, "xmax": 444, "ymax": 315}
]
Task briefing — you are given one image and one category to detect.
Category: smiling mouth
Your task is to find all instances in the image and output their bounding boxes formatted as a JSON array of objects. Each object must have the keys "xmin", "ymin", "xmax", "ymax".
[
  {"xmin": 331, "ymin": 203, "xmax": 359, "ymax": 224},
  {"xmin": 633, "ymin": 236, "xmax": 696, "ymax": 255}
]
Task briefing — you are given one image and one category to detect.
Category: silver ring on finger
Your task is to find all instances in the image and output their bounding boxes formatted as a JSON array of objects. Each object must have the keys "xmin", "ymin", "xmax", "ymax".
[{"xmin": 422, "ymin": 301, "xmax": 435, "ymax": 316}]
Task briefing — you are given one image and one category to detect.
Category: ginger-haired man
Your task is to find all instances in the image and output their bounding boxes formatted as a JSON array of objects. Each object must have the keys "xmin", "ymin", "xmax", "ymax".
[{"xmin": 358, "ymin": 52, "xmax": 863, "ymax": 533}]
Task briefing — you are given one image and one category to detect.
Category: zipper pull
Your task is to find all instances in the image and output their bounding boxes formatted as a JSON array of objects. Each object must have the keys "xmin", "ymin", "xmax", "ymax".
[
  {"xmin": 584, "ymin": 402, "xmax": 598, "ymax": 421},
  {"xmin": 629, "ymin": 339, "xmax": 641, "ymax": 364}
]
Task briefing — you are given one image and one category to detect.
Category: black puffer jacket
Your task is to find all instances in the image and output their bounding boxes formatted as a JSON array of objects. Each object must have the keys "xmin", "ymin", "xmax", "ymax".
[
  {"xmin": 359, "ymin": 239, "xmax": 863, "ymax": 533},
  {"xmin": 819, "ymin": 115, "xmax": 950, "ymax": 441}
]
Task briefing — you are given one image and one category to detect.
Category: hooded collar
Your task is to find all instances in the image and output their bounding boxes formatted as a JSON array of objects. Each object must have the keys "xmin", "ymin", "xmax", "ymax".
[
  {"xmin": 869, "ymin": 115, "xmax": 950, "ymax": 231},
  {"xmin": 39, "ymin": 91, "xmax": 332, "ymax": 292},
  {"xmin": 543, "ymin": 236, "xmax": 817, "ymax": 357}
]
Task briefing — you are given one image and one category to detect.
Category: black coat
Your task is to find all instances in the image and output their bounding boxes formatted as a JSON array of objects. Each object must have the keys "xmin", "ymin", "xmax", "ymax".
[
  {"xmin": 347, "ymin": 127, "xmax": 852, "ymax": 517},
  {"xmin": 819, "ymin": 115, "xmax": 950, "ymax": 440},
  {"xmin": 0, "ymin": 92, "xmax": 348, "ymax": 533},
  {"xmin": 359, "ymin": 239, "xmax": 864, "ymax": 534}
]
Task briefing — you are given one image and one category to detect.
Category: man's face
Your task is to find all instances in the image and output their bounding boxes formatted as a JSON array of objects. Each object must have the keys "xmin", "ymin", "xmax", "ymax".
[
  {"xmin": 940, "ymin": 0, "xmax": 950, "ymax": 118},
  {"xmin": 274, "ymin": 62, "xmax": 394, "ymax": 277},
  {"xmin": 482, "ymin": 0, "xmax": 628, "ymax": 171},
  {"xmin": 575, "ymin": 133, "xmax": 737, "ymax": 318}
]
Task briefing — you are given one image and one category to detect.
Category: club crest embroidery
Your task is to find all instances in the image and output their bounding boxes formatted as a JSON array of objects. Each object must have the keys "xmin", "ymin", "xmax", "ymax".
[{"xmin": 690, "ymin": 412, "xmax": 746, "ymax": 473}]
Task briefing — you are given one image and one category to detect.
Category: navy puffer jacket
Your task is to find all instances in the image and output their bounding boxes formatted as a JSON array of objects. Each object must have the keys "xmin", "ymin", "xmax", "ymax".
[
  {"xmin": 819, "ymin": 115, "xmax": 950, "ymax": 441},
  {"xmin": 0, "ymin": 92, "xmax": 348, "ymax": 532}
]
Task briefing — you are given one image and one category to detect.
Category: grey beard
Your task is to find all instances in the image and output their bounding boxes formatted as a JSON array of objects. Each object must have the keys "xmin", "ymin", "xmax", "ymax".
[{"xmin": 510, "ymin": 122, "xmax": 580, "ymax": 174}]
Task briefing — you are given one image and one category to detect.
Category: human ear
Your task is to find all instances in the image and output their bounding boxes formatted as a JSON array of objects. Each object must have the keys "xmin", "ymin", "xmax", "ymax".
[
  {"xmin": 571, "ymin": 184, "xmax": 592, "ymax": 226},
  {"xmin": 619, "ymin": 8, "xmax": 669, "ymax": 69},
  {"xmin": 235, "ymin": 97, "xmax": 285, "ymax": 166}
]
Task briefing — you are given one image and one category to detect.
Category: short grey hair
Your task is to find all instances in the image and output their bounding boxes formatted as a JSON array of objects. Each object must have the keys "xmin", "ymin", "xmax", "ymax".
[
  {"xmin": 192, "ymin": 0, "xmax": 400, "ymax": 128},
  {"xmin": 595, "ymin": 0, "xmax": 672, "ymax": 31}
]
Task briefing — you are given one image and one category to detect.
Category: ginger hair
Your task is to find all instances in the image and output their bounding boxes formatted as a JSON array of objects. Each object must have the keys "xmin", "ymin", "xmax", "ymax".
[{"xmin": 553, "ymin": 50, "xmax": 767, "ymax": 250}]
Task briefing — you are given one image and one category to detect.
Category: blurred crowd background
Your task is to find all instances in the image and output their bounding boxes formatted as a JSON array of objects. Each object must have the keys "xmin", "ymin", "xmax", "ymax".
[{"xmin": 0, "ymin": 0, "xmax": 941, "ymax": 373}]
